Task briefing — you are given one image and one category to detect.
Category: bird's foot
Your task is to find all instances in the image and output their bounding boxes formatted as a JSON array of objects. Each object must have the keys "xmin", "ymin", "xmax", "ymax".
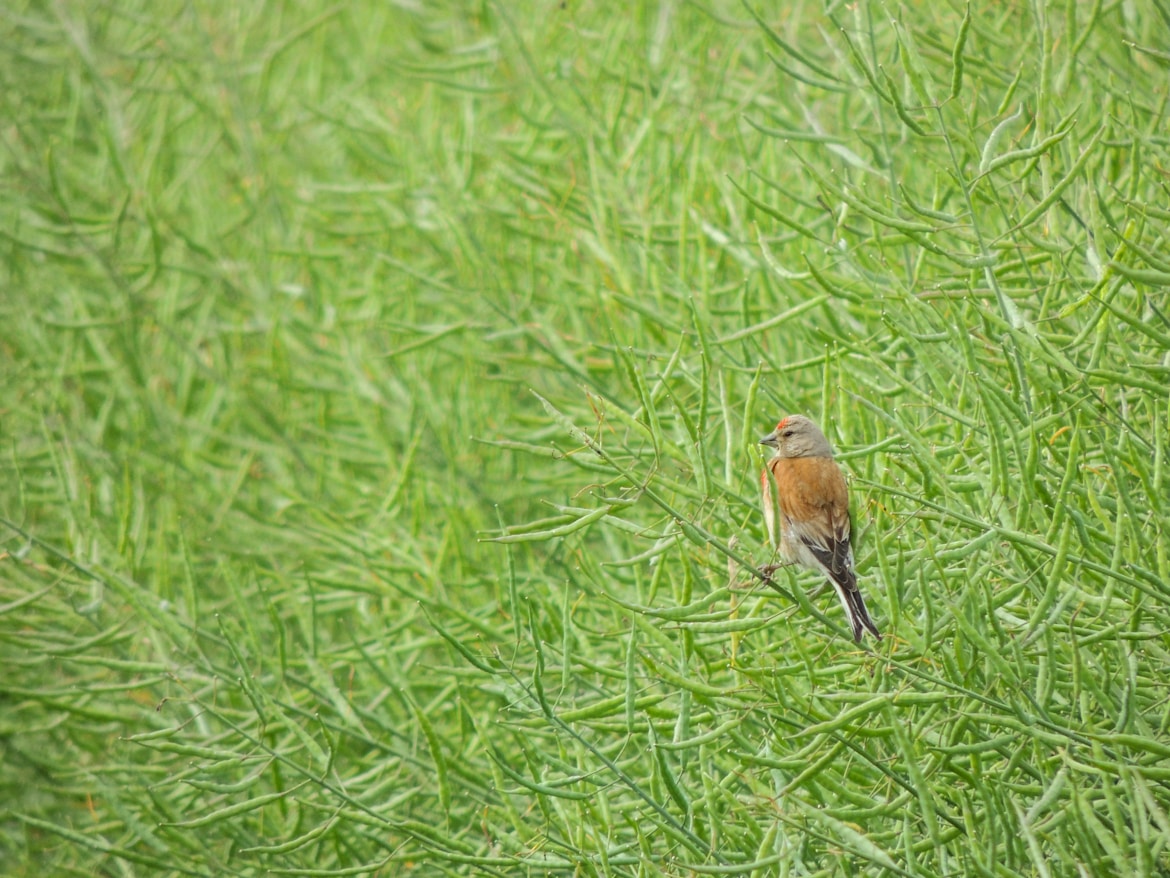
[
  {"xmin": 758, "ymin": 564, "xmax": 781, "ymax": 579},
  {"xmin": 757, "ymin": 560, "xmax": 793, "ymax": 582}
]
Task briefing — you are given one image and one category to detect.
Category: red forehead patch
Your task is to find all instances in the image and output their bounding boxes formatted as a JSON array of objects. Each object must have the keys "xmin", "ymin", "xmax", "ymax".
[{"xmin": 776, "ymin": 416, "xmax": 790, "ymax": 430}]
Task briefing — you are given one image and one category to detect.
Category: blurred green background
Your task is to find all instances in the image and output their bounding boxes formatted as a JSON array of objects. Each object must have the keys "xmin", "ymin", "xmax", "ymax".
[{"xmin": 3, "ymin": 0, "xmax": 1170, "ymax": 874}]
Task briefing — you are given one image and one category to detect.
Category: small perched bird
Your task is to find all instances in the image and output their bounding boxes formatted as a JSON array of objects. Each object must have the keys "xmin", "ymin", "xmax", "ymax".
[{"xmin": 759, "ymin": 415, "xmax": 881, "ymax": 642}]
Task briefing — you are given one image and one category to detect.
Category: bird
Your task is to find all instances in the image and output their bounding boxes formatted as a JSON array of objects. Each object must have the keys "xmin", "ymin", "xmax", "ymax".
[{"xmin": 759, "ymin": 415, "xmax": 881, "ymax": 642}]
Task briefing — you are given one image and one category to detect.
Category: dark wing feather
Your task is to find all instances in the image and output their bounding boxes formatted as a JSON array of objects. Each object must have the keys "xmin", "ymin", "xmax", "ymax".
[{"xmin": 798, "ymin": 507, "xmax": 854, "ymax": 588}]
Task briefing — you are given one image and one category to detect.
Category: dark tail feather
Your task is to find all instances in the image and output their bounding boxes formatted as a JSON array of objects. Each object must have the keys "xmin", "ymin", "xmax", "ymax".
[
  {"xmin": 807, "ymin": 540, "xmax": 881, "ymax": 643},
  {"xmin": 829, "ymin": 574, "xmax": 882, "ymax": 642},
  {"xmin": 844, "ymin": 585, "xmax": 881, "ymax": 642}
]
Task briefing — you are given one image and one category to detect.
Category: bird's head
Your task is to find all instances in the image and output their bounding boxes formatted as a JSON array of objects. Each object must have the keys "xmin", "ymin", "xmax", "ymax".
[{"xmin": 759, "ymin": 415, "xmax": 834, "ymax": 459}]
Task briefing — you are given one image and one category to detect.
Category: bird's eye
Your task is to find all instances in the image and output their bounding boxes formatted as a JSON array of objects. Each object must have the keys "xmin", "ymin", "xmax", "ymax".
[{"xmin": 781, "ymin": 429, "xmax": 793, "ymax": 438}]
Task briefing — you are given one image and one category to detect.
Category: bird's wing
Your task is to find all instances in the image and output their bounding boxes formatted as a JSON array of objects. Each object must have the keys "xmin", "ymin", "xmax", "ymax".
[
  {"xmin": 795, "ymin": 505, "xmax": 855, "ymax": 589},
  {"xmin": 777, "ymin": 458, "xmax": 855, "ymax": 587}
]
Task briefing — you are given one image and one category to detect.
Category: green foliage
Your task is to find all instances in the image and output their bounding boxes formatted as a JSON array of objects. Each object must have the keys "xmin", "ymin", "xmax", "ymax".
[{"xmin": 2, "ymin": 0, "xmax": 1169, "ymax": 875}]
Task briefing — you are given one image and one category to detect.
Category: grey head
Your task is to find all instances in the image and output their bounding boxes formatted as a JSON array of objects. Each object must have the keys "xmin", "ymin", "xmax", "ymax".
[{"xmin": 759, "ymin": 415, "xmax": 834, "ymax": 459}]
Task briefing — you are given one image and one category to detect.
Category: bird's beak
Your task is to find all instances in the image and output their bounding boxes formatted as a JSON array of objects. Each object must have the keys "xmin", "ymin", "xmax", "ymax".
[{"xmin": 759, "ymin": 431, "xmax": 779, "ymax": 448}]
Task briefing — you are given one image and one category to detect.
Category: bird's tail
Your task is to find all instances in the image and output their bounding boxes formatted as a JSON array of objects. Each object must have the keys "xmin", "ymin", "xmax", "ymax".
[{"xmin": 829, "ymin": 575, "xmax": 882, "ymax": 643}]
